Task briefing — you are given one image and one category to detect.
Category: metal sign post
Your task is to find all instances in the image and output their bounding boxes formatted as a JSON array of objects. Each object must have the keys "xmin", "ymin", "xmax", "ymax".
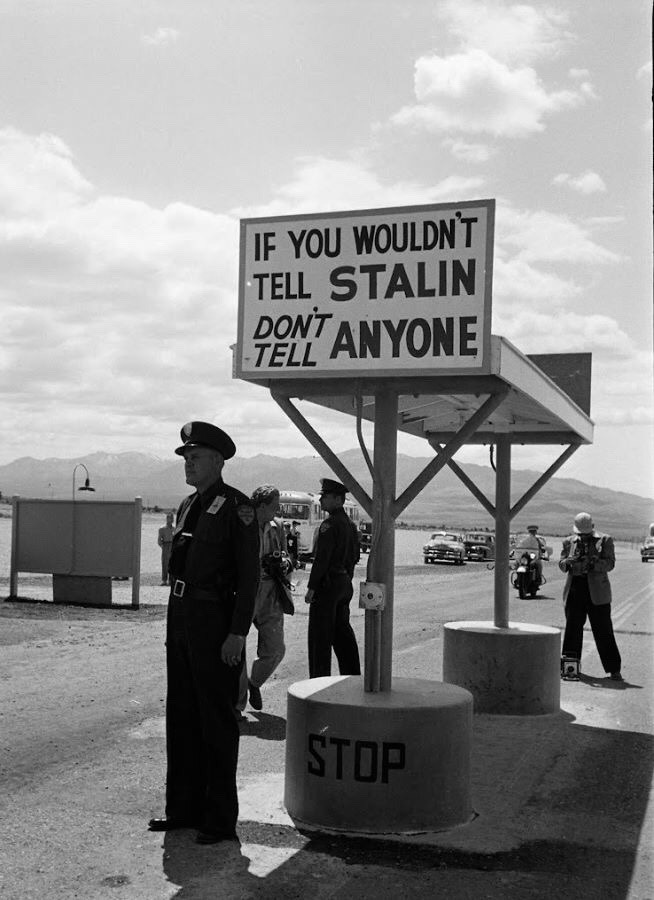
[{"xmin": 368, "ymin": 388, "xmax": 398, "ymax": 692}]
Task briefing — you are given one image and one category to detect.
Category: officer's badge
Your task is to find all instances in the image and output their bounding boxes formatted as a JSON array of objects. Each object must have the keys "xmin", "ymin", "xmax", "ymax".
[
  {"xmin": 182, "ymin": 422, "xmax": 193, "ymax": 438},
  {"xmin": 319, "ymin": 521, "xmax": 331, "ymax": 534},
  {"xmin": 207, "ymin": 496, "xmax": 225, "ymax": 515},
  {"xmin": 236, "ymin": 504, "xmax": 255, "ymax": 526}
]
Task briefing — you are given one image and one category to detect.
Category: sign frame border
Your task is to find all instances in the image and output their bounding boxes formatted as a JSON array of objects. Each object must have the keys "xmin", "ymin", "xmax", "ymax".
[{"xmin": 236, "ymin": 198, "xmax": 495, "ymax": 381}]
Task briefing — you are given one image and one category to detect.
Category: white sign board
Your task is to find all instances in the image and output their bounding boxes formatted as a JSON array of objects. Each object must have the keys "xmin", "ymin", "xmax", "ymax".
[{"xmin": 236, "ymin": 200, "xmax": 494, "ymax": 380}]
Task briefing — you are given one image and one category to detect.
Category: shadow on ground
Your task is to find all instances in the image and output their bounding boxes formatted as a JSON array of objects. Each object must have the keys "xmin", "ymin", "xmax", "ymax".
[{"xmin": 160, "ymin": 712, "xmax": 653, "ymax": 899}]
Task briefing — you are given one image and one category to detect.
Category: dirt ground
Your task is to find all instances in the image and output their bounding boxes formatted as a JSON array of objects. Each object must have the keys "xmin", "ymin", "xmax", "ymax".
[{"xmin": 1, "ymin": 537, "xmax": 653, "ymax": 899}]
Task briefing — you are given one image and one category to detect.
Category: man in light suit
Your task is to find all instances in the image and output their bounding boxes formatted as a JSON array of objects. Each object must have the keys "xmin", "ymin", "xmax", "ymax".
[{"xmin": 559, "ymin": 512, "xmax": 622, "ymax": 680}]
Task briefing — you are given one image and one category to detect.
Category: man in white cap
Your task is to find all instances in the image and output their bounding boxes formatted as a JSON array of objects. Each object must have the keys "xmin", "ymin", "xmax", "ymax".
[{"xmin": 559, "ymin": 512, "xmax": 622, "ymax": 680}]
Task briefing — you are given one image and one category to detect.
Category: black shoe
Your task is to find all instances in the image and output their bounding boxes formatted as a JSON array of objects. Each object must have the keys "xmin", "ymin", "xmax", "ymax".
[
  {"xmin": 610, "ymin": 672, "xmax": 624, "ymax": 681},
  {"xmin": 148, "ymin": 816, "xmax": 196, "ymax": 832},
  {"xmin": 248, "ymin": 681, "xmax": 263, "ymax": 711},
  {"xmin": 195, "ymin": 829, "xmax": 238, "ymax": 844}
]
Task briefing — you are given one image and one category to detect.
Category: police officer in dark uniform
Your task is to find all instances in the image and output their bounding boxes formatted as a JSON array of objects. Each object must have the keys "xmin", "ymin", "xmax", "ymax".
[
  {"xmin": 148, "ymin": 421, "xmax": 259, "ymax": 844},
  {"xmin": 305, "ymin": 478, "xmax": 361, "ymax": 678}
]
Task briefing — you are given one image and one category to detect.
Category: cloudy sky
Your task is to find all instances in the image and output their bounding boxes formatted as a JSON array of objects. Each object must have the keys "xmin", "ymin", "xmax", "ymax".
[{"xmin": 0, "ymin": 0, "xmax": 652, "ymax": 497}]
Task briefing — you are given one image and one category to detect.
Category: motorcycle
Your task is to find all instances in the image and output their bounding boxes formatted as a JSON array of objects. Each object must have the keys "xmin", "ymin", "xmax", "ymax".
[{"xmin": 510, "ymin": 550, "xmax": 545, "ymax": 599}]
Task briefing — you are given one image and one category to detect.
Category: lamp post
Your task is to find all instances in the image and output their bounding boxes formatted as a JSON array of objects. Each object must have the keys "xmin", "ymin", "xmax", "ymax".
[{"xmin": 72, "ymin": 463, "xmax": 95, "ymax": 500}]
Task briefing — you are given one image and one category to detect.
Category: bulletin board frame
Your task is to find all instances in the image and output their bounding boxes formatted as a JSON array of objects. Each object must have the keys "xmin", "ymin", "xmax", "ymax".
[{"xmin": 9, "ymin": 497, "xmax": 142, "ymax": 608}]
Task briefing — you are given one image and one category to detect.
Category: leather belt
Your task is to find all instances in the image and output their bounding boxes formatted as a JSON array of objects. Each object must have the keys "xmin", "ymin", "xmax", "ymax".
[{"xmin": 171, "ymin": 579, "xmax": 226, "ymax": 600}]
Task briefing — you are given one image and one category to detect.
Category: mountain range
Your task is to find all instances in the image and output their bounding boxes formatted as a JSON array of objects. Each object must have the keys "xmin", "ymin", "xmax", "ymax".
[{"xmin": 1, "ymin": 450, "xmax": 652, "ymax": 540}]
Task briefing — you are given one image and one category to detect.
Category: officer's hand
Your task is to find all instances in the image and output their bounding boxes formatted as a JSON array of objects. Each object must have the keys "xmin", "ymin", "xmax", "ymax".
[
  {"xmin": 221, "ymin": 633, "xmax": 245, "ymax": 666},
  {"xmin": 305, "ymin": 588, "xmax": 315, "ymax": 605}
]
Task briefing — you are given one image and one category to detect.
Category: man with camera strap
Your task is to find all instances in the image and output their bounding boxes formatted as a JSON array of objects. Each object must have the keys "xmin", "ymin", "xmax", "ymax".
[{"xmin": 237, "ymin": 485, "xmax": 293, "ymax": 714}]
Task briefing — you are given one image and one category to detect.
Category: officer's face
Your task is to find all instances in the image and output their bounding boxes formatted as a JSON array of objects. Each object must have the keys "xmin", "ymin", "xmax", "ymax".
[
  {"xmin": 183, "ymin": 446, "xmax": 224, "ymax": 492},
  {"xmin": 320, "ymin": 491, "xmax": 341, "ymax": 513}
]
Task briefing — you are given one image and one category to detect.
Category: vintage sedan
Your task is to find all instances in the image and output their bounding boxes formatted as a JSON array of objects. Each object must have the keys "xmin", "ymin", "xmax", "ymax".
[
  {"xmin": 464, "ymin": 531, "xmax": 495, "ymax": 561},
  {"xmin": 423, "ymin": 531, "xmax": 466, "ymax": 566},
  {"xmin": 640, "ymin": 537, "xmax": 654, "ymax": 563}
]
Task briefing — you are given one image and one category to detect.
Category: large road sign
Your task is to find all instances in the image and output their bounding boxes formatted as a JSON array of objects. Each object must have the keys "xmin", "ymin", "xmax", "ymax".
[{"xmin": 237, "ymin": 200, "xmax": 494, "ymax": 380}]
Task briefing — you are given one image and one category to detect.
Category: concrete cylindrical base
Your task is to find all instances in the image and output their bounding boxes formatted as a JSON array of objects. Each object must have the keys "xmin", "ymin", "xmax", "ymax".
[
  {"xmin": 443, "ymin": 621, "xmax": 561, "ymax": 715},
  {"xmin": 284, "ymin": 675, "xmax": 473, "ymax": 833}
]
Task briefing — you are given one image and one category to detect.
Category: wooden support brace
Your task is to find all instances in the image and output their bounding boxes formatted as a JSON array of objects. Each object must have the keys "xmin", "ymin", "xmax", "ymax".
[
  {"xmin": 510, "ymin": 444, "xmax": 581, "ymax": 519},
  {"xmin": 271, "ymin": 392, "xmax": 373, "ymax": 516},
  {"xmin": 392, "ymin": 388, "xmax": 509, "ymax": 519},
  {"xmin": 431, "ymin": 445, "xmax": 496, "ymax": 518}
]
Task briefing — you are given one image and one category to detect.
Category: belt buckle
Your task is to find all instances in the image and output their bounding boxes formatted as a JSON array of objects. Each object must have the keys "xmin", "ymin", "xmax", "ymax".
[{"xmin": 172, "ymin": 579, "xmax": 186, "ymax": 598}]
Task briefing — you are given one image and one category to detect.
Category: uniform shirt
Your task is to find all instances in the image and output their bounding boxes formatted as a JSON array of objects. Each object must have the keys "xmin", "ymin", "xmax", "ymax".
[
  {"xmin": 169, "ymin": 478, "xmax": 259, "ymax": 635},
  {"xmin": 308, "ymin": 507, "xmax": 359, "ymax": 591},
  {"xmin": 517, "ymin": 533, "xmax": 546, "ymax": 555}
]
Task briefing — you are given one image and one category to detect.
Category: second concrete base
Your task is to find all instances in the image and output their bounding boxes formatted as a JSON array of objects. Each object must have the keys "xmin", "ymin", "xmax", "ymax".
[{"xmin": 443, "ymin": 621, "xmax": 561, "ymax": 715}]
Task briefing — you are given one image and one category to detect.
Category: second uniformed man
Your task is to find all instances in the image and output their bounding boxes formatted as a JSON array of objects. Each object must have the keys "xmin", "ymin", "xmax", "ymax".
[
  {"xmin": 148, "ymin": 421, "xmax": 259, "ymax": 844},
  {"xmin": 305, "ymin": 478, "xmax": 361, "ymax": 678}
]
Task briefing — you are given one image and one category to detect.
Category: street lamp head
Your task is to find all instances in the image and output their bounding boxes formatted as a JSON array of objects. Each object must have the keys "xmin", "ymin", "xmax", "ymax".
[{"xmin": 72, "ymin": 463, "xmax": 95, "ymax": 498}]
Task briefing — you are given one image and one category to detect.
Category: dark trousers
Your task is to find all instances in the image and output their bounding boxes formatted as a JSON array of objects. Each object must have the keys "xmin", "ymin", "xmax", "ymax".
[
  {"xmin": 562, "ymin": 576, "xmax": 621, "ymax": 674},
  {"xmin": 165, "ymin": 594, "xmax": 242, "ymax": 832},
  {"xmin": 161, "ymin": 545, "xmax": 172, "ymax": 583},
  {"xmin": 308, "ymin": 574, "xmax": 361, "ymax": 678}
]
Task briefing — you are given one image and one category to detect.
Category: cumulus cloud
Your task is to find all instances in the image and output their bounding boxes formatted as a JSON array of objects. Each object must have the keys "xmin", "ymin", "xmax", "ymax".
[
  {"xmin": 442, "ymin": 138, "xmax": 495, "ymax": 163},
  {"xmin": 386, "ymin": 2, "xmax": 594, "ymax": 142},
  {"xmin": 552, "ymin": 171, "xmax": 607, "ymax": 194},
  {"xmin": 497, "ymin": 205, "xmax": 621, "ymax": 265},
  {"xmin": 0, "ymin": 127, "xmax": 92, "ymax": 218},
  {"xmin": 493, "ymin": 255, "xmax": 581, "ymax": 304},
  {"xmin": 141, "ymin": 27, "xmax": 180, "ymax": 48},
  {"xmin": 569, "ymin": 68, "xmax": 591, "ymax": 80},
  {"xmin": 0, "ymin": 128, "xmax": 242, "ymax": 458},
  {"xmin": 233, "ymin": 156, "xmax": 484, "ymax": 218},
  {"xmin": 489, "ymin": 200, "xmax": 621, "ymax": 328},
  {"xmin": 438, "ymin": 0, "xmax": 573, "ymax": 65},
  {"xmin": 390, "ymin": 49, "xmax": 589, "ymax": 138},
  {"xmin": 493, "ymin": 309, "xmax": 635, "ymax": 358}
]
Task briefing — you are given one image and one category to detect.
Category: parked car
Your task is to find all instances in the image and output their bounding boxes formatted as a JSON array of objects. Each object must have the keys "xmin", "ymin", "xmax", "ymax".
[
  {"xmin": 423, "ymin": 531, "xmax": 465, "ymax": 566},
  {"xmin": 463, "ymin": 531, "xmax": 495, "ymax": 561},
  {"xmin": 640, "ymin": 537, "xmax": 654, "ymax": 563},
  {"xmin": 359, "ymin": 520, "xmax": 372, "ymax": 554}
]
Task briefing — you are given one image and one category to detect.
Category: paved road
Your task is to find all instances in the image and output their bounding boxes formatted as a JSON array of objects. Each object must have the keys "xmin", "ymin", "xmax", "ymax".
[{"xmin": 0, "ymin": 540, "xmax": 652, "ymax": 898}]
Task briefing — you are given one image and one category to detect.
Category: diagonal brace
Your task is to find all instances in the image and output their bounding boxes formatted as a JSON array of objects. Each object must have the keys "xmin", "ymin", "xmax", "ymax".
[
  {"xmin": 392, "ymin": 387, "xmax": 510, "ymax": 519},
  {"xmin": 431, "ymin": 444, "xmax": 496, "ymax": 518},
  {"xmin": 271, "ymin": 391, "xmax": 373, "ymax": 516},
  {"xmin": 510, "ymin": 443, "xmax": 581, "ymax": 519}
]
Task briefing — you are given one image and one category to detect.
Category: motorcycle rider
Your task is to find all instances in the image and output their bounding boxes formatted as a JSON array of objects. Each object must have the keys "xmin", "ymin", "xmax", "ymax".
[{"xmin": 515, "ymin": 524, "xmax": 546, "ymax": 584}]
